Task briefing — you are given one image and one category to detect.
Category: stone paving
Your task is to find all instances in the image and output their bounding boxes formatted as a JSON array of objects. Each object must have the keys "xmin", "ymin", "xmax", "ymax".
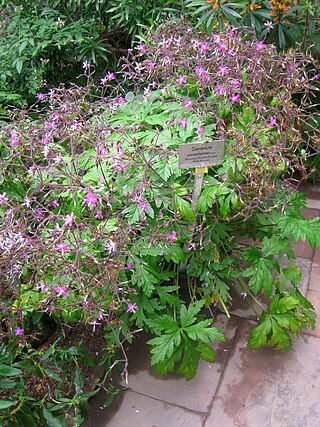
[{"xmin": 83, "ymin": 191, "xmax": 320, "ymax": 427}]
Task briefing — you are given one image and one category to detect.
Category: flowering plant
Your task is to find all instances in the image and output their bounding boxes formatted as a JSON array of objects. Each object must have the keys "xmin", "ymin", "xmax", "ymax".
[{"xmin": 0, "ymin": 22, "xmax": 319, "ymax": 424}]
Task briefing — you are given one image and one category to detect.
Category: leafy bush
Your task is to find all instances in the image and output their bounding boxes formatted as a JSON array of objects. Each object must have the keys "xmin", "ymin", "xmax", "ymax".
[
  {"xmin": 184, "ymin": 0, "xmax": 320, "ymax": 53},
  {"xmin": 0, "ymin": 22, "xmax": 319, "ymax": 424}
]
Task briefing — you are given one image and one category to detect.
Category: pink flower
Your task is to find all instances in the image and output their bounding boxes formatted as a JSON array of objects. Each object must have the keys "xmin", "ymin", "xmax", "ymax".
[
  {"xmin": 215, "ymin": 85, "xmax": 227, "ymax": 96},
  {"xmin": 168, "ymin": 231, "xmax": 177, "ymax": 243},
  {"xmin": 231, "ymin": 79, "xmax": 241, "ymax": 88},
  {"xmin": 256, "ymin": 41, "xmax": 267, "ymax": 50},
  {"xmin": 83, "ymin": 191, "xmax": 99, "ymax": 208},
  {"xmin": 194, "ymin": 66, "xmax": 207, "ymax": 77},
  {"xmin": 268, "ymin": 115, "xmax": 277, "ymax": 127},
  {"xmin": 178, "ymin": 117, "xmax": 188, "ymax": 129},
  {"xmin": 52, "ymin": 199, "xmax": 59, "ymax": 208},
  {"xmin": 101, "ymin": 71, "xmax": 115, "ymax": 85},
  {"xmin": 36, "ymin": 93, "xmax": 45, "ymax": 101},
  {"xmin": 176, "ymin": 75, "xmax": 187, "ymax": 84},
  {"xmin": 199, "ymin": 42, "xmax": 210, "ymax": 54},
  {"xmin": 14, "ymin": 327, "xmax": 24, "ymax": 336},
  {"xmin": 196, "ymin": 126, "xmax": 204, "ymax": 136},
  {"xmin": 183, "ymin": 99, "xmax": 193, "ymax": 109},
  {"xmin": 55, "ymin": 285, "xmax": 69, "ymax": 297},
  {"xmin": 126, "ymin": 303, "xmax": 138, "ymax": 313},
  {"xmin": 0, "ymin": 192, "xmax": 9, "ymax": 205},
  {"xmin": 137, "ymin": 43, "xmax": 146, "ymax": 53},
  {"xmin": 56, "ymin": 242, "xmax": 71, "ymax": 254},
  {"xmin": 230, "ymin": 93, "xmax": 240, "ymax": 104},
  {"xmin": 9, "ymin": 130, "xmax": 21, "ymax": 147},
  {"xmin": 218, "ymin": 66, "xmax": 229, "ymax": 77},
  {"xmin": 95, "ymin": 210, "xmax": 103, "ymax": 219},
  {"xmin": 64, "ymin": 212, "xmax": 74, "ymax": 227}
]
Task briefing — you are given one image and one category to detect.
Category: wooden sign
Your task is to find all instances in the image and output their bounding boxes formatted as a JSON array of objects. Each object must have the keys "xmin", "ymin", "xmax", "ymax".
[{"xmin": 178, "ymin": 141, "xmax": 224, "ymax": 169}]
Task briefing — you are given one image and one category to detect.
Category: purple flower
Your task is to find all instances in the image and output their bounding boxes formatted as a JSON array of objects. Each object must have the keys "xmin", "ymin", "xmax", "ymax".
[
  {"xmin": 126, "ymin": 303, "xmax": 138, "ymax": 313},
  {"xmin": 168, "ymin": 230, "xmax": 177, "ymax": 243},
  {"xmin": 215, "ymin": 85, "xmax": 227, "ymax": 96},
  {"xmin": 178, "ymin": 117, "xmax": 188, "ymax": 129},
  {"xmin": 194, "ymin": 66, "xmax": 207, "ymax": 77},
  {"xmin": 176, "ymin": 75, "xmax": 187, "ymax": 84},
  {"xmin": 83, "ymin": 191, "xmax": 99, "ymax": 208},
  {"xmin": 196, "ymin": 126, "xmax": 204, "ymax": 136},
  {"xmin": 217, "ymin": 40, "xmax": 227, "ymax": 53},
  {"xmin": 137, "ymin": 43, "xmax": 146, "ymax": 53},
  {"xmin": 231, "ymin": 79, "xmax": 241, "ymax": 88},
  {"xmin": 52, "ymin": 199, "xmax": 59, "ymax": 208},
  {"xmin": 95, "ymin": 210, "xmax": 103, "ymax": 219},
  {"xmin": 199, "ymin": 42, "xmax": 210, "ymax": 54},
  {"xmin": 268, "ymin": 115, "xmax": 277, "ymax": 127},
  {"xmin": 55, "ymin": 285, "xmax": 69, "ymax": 297},
  {"xmin": 218, "ymin": 66, "xmax": 229, "ymax": 77},
  {"xmin": 256, "ymin": 41, "xmax": 267, "ymax": 50},
  {"xmin": 36, "ymin": 93, "xmax": 45, "ymax": 101},
  {"xmin": 9, "ymin": 130, "xmax": 21, "ymax": 147},
  {"xmin": 64, "ymin": 212, "xmax": 74, "ymax": 227},
  {"xmin": 183, "ymin": 99, "xmax": 193, "ymax": 109},
  {"xmin": 56, "ymin": 242, "xmax": 71, "ymax": 254},
  {"xmin": 101, "ymin": 71, "xmax": 115, "ymax": 85},
  {"xmin": 127, "ymin": 262, "xmax": 132, "ymax": 269},
  {"xmin": 14, "ymin": 327, "xmax": 24, "ymax": 336},
  {"xmin": 230, "ymin": 93, "xmax": 240, "ymax": 104},
  {"xmin": 0, "ymin": 192, "xmax": 9, "ymax": 205}
]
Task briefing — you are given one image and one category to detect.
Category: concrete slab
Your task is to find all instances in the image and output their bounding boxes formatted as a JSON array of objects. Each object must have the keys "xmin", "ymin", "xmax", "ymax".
[
  {"xmin": 118, "ymin": 314, "xmax": 240, "ymax": 413},
  {"xmin": 305, "ymin": 290, "xmax": 320, "ymax": 338},
  {"xmin": 205, "ymin": 320, "xmax": 320, "ymax": 427},
  {"xmin": 309, "ymin": 248, "xmax": 320, "ymax": 292},
  {"xmin": 84, "ymin": 390, "xmax": 205, "ymax": 427}
]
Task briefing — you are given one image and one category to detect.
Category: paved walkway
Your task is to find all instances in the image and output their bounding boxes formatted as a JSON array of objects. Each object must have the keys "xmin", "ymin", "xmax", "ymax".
[{"xmin": 83, "ymin": 188, "xmax": 320, "ymax": 427}]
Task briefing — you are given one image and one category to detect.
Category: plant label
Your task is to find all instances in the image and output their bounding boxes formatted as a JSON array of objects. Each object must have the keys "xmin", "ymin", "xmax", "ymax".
[{"xmin": 178, "ymin": 141, "xmax": 224, "ymax": 169}]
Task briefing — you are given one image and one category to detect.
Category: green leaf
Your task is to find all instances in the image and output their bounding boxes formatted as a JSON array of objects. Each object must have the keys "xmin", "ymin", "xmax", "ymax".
[
  {"xmin": 0, "ymin": 400, "xmax": 17, "ymax": 409},
  {"xmin": 43, "ymin": 369, "xmax": 62, "ymax": 382},
  {"xmin": 269, "ymin": 318, "xmax": 292, "ymax": 351},
  {"xmin": 185, "ymin": 322, "xmax": 225, "ymax": 343},
  {"xmin": 0, "ymin": 378, "xmax": 17, "ymax": 389},
  {"xmin": 176, "ymin": 337, "xmax": 200, "ymax": 380},
  {"xmin": 197, "ymin": 342, "xmax": 215, "ymax": 363},
  {"xmin": 131, "ymin": 265, "xmax": 160, "ymax": 297},
  {"xmin": 174, "ymin": 194, "xmax": 196, "ymax": 223},
  {"xmin": 148, "ymin": 330, "xmax": 181, "ymax": 365},
  {"xmin": 0, "ymin": 364, "xmax": 22, "ymax": 377},
  {"xmin": 248, "ymin": 315, "xmax": 272, "ymax": 349},
  {"xmin": 148, "ymin": 315, "xmax": 179, "ymax": 335},
  {"xmin": 243, "ymin": 259, "xmax": 274, "ymax": 296},
  {"xmin": 180, "ymin": 301, "xmax": 204, "ymax": 328},
  {"xmin": 42, "ymin": 407, "xmax": 66, "ymax": 427},
  {"xmin": 272, "ymin": 313, "xmax": 301, "ymax": 338},
  {"xmin": 261, "ymin": 236, "xmax": 290, "ymax": 258},
  {"xmin": 197, "ymin": 186, "xmax": 217, "ymax": 213},
  {"xmin": 155, "ymin": 347, "xmax": 183, "ymax": 376},
  {"xmin": 270, "ymin": 295, "xmax": 300, "ymax": 314}
]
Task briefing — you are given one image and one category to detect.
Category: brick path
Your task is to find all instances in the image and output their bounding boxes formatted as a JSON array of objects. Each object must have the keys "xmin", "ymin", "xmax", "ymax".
[{"xmin": 83, "ymin": 188, "xmax": 320, "ymax": 427}]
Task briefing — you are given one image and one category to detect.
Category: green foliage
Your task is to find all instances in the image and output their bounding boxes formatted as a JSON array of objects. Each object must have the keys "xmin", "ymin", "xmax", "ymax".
[
  {"xmin": 248, "ymin": 290, "xmax": 316, "ymax": 350},
  {"xmin": 184, "ymin": 0, "xmax": 320, "ymax": 53},
  {"xmin": 147, "ymin": 301, "xmax": 224, "ymax": 379}
]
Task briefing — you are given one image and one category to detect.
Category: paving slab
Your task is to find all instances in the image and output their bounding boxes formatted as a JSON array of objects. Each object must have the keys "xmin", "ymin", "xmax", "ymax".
[
  {"xmin": 117, "ymin": 314, "xmax": 240, "ymax": 413},
  {"xmin": 84, "ymin": 390, "xmax": 205, "ymax": 427},
  {"xmin": 309, "ymin": 248, "xmax": 320, "ymax": 292},
  {"xmin": 305, "ymin": 289, "xmax": 320, "ymax": 338},
  {"xmin": 205, "ymin": 319, "xmax": 320, "ymax": 427}
]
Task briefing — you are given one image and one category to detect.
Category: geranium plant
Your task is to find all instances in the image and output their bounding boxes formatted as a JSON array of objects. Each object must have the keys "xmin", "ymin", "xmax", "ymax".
[{"xmin": 0, "ymin": 21, "xmax": 319, "ymax": 425}]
